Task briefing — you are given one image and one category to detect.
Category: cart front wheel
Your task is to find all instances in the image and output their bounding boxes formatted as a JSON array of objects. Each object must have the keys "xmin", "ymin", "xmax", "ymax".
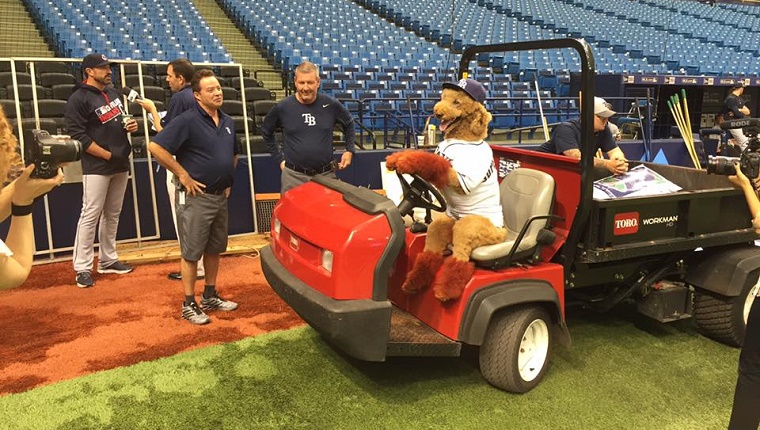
[{"xmin": 479, "ymin": 306, "xmax": 552, "ymax": 393}]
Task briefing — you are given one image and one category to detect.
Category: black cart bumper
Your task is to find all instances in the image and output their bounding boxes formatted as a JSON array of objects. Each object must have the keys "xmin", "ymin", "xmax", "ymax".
[{"xmin": 261, "ymin": 245, "xmax": 392, "ymax": 361}]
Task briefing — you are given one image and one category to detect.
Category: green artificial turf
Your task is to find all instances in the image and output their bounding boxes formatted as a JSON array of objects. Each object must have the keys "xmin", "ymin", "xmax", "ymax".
[{"xmin": 0, "ymin": 307, "xmax": 739, "ymax": 430}]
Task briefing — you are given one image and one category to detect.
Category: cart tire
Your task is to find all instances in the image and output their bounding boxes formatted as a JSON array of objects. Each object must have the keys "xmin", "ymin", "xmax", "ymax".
[
  {"xmin": 693, "ymin": 274, "xmax": 760, "ymax": 347},
  {"xmin": 479, "ymin": 306, "xmax": 552, "ymax": 393}
]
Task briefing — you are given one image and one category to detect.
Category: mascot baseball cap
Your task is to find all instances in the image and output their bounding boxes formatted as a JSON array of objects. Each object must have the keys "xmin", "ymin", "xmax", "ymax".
[
  {"xmin": 593, "ymin": 97, "xmax": 616, "ymax": 118},
  {"xmin": 82, "ymin": 53, "xmax": 111, "ymax": 69},
  {"xmin": 442, "ymin": 78, "xmax": 487, "ymax": 104}
]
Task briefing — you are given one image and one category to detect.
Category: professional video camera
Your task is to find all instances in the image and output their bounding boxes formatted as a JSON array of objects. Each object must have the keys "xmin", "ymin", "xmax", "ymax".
[
  {"xmin": 706, "ymin": 118, "xmax": 760, "ymax": 179},
  {"xmin": 24, "ymin": 129, "xmax": 82, "ymax": 179}
]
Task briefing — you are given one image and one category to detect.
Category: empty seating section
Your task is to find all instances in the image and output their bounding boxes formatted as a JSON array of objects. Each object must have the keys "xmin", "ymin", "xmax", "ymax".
[
  {"xmin": 6, "ymin": 0, "xmax": 760, "ymax": 141},
  {"xmin": 0, "ymin": 58, "xmax": 275, "ymax": 153},
  {"xmin": 23, "ymin": 0, "xmax": 231, "ymax": 62}
]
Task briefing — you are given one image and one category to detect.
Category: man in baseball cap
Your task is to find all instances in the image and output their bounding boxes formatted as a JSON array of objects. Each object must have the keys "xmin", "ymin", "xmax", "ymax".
[
  {"xmin": 536, "ymin": 95, "xmax": 628, "ymax": 175},
  {"xmin": 82, "ymin": 53, "xmax": 112, "ymax": 70},
  {"xmin": 442, "ymin": 78, "xmax": 487, "ymax": 104},
  {"xmin": 593, "ymin": 96, "xmax": 616, "ymax": 118},
  {"xmin": 66, "ymin": 52, "xmax": 136, "ymax": 288}
]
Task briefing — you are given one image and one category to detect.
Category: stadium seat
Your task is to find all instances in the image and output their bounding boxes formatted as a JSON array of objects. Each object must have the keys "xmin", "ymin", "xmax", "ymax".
[
  {"xmin": 6, "ymin": 84, "xmax": 50, "ymax": 101},
  {"xmin": 51, "ymin": 84, "xmax": 76, "ymax": 101},
  {"xmin": 0, "ymin": 72, "xmax": 31, "ymax": 87},
  {"xmin": 38, "ymin": 73, "xmax": 77, "ymax": 88},
  {"xmin": 252, "ymin": 100, "xmax": 277, "ymax": 133},
  {"xmin": 30, "ymin": 61, "xmax": 70, "ymax": 75},
  {"xmin": 244, "ymin": 87, "xmax": 276, "ymax": 102}
]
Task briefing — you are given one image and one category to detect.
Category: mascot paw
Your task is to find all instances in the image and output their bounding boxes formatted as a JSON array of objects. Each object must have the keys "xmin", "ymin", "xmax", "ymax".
[
  {"xmin": 402, "ymin": 251, "xmax": 445, "ymax": 294},
  {"xmin": 384, "ymin": 150, "xmax": 451, "ymax": 190},
  {"xmin": 384, "ymin": 151, "xmax": 406, "ymax": 171},
  {"xmin": 433, "ymin": 258, "xmax": 475, "ymax": 302}
]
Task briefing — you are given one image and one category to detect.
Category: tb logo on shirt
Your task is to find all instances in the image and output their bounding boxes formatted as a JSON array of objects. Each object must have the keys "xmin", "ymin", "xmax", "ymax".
[{"xmin": 302, "ymin": 113, "xmax": 316, "ymax": 126}]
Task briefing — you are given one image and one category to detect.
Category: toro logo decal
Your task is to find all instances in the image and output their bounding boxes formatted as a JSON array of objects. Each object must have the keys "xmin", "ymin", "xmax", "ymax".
[{"xmin": 614, "ymin": 212, "xmax": 639, "ymax": 235}]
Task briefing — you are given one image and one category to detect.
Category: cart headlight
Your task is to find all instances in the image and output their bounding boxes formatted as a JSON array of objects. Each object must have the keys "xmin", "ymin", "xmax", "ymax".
[
  {"xmin": 321, "ymin": 249, "xmax": 333, "ymax": 273},
  {"xmin": 273, "ymin": 218, "xmax": 281, "ymax": 235}
]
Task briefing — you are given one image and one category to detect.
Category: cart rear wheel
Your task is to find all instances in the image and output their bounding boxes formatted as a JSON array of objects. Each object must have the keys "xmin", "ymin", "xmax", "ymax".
[
  {"xmin": 693, "ymin": 274, "xmax": 760, "ymax": 347},
  {"xmin": 479, "ymin": 306, "xmax": 552, "ymax": 393}
]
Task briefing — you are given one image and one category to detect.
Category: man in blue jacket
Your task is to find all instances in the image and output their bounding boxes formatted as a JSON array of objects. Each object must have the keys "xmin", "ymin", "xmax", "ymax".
[{"xmin": 65, "ymin": 53, "xmax": 138, "ymax": 288}]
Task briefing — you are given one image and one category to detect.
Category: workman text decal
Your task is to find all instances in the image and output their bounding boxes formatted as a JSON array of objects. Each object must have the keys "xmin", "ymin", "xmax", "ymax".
[{"xmin": 613, "ymin": 212, "xmax": 679, "ymax": 236}]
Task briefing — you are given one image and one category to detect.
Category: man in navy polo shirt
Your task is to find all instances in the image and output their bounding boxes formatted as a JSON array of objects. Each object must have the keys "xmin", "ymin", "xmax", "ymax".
[
  {"xmin": 135, "ymin": 58, "xmax": 205, "ymax": 282},
  {"xmin": 148, "ymin": 69, "xmax": 239, "ymax": 325},
  {"xmin": 262, "ymin": 61, "xmax": 356, "ymax": 194},
  {"xmin": 536, "ymin": 96, "xmax": 628, "ymax": 175}
]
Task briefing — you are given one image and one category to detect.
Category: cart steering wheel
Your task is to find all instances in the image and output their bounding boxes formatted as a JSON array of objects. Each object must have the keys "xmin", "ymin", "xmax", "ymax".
[{"xmin": 396, "ymin": 172, "xmax": 447, "ymax": 217}]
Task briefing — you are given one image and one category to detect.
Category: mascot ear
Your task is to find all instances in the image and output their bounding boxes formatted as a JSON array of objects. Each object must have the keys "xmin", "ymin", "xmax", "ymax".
[{"xmin": 470, "ymin": 105, "xmax": 492, "ymax": 140}]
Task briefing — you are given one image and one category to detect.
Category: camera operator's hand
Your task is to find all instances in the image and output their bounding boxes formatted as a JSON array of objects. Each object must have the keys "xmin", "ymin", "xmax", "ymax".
[
  {"xmin": 11, "ymin": 164, "xmax": 64, "ymax": 206},
  {"xmin": 728, "ymin": 162, "xmax": 760, "ymax": 190}
]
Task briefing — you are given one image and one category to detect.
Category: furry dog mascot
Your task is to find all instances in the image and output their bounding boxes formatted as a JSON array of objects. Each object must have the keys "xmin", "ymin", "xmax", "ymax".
[{"xmin": 385, "ymin": 79, "xmax": 506, "ymax": 302}]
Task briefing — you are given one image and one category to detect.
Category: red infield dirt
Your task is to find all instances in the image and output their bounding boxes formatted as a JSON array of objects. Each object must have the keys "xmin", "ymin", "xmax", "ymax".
[{"xmin": 0, "ymin": 254, "xmax": 303, "ymax": 395}]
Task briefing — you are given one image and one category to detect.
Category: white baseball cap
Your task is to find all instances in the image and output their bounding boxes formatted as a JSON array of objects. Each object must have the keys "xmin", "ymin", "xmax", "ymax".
[{"xmin": 593, "ymin": 97, "xmax": 616, "ymax": 118}]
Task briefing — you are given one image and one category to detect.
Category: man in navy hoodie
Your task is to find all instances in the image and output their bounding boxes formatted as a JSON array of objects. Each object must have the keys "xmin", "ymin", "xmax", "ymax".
[{"xmin": 65, "ymin": 53, "xmax": 138, "ymax": 288}]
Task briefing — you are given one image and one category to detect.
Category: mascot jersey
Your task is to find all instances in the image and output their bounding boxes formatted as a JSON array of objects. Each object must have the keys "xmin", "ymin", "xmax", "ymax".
[{"xmin": 435, "ymin": 139, "xmax": 504, "ymax": 228}]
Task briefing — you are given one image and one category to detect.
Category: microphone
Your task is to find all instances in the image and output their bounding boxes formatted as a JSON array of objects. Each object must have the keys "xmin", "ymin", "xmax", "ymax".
[
  {"xmin": 121, "ymin": 87, "xmax": 141, "ymax": 103},
  {"xmin": 720, "ymin": 118, "xmax": 760, "ymax": 130}
]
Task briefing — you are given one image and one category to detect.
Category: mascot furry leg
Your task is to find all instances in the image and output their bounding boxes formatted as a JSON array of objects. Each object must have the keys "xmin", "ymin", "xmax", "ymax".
[
  {"xmin": 432, "ymin": 215, "xmax": 506, "ymax": 302},
  {"xmin": 401, "ymin": 217, "xmax": 454, "ymax": 294}
]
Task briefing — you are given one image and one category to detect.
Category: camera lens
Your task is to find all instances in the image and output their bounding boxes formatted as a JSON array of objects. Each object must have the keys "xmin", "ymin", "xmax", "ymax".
[{"xmin": 706, "ymin": 155, "xmax": 738, "ymax": 176}]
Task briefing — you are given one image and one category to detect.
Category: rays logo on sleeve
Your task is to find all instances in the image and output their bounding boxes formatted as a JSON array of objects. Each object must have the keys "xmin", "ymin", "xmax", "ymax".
[{"xmin": 94, "ymin": 99, "xmax": 125, "ymax": 124}]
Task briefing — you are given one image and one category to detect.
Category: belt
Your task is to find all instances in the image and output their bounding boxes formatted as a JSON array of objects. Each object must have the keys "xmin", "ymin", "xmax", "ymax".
[
  {"xmin": 204, "ymin": 188, "xmax": 227, "ymax": 195},
  {"xmin": 285, "ymin": 162, "xmax": 334, "ymax": 176}
]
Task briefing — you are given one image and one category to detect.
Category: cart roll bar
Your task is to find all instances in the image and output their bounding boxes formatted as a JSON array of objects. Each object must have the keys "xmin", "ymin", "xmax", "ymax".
[{"xmin": 457, "ymin": 38, "xmax": 596, "ymax": 278}]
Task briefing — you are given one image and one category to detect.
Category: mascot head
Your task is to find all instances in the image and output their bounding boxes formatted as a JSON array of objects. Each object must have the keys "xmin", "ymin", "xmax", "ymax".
[{"xmin": 433, "ymin": 78, "xmax": 492, "ymax": 142}]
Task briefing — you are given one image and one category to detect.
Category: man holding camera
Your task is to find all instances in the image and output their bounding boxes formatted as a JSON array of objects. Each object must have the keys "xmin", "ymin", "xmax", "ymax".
[
  {"xmin": 0, "ymin": 104, "xmax": 64, "ymax": 290},
  {"xmin": 65, "ymin": 53, "xmax": 138, "ymax": 288},
  {"xmin": 726, "ymin": 165, "xmax": 760, "ymax": 430},
  {"xmin": 721, "ymin": 81, "xmax": 751, "ymax": 153}
]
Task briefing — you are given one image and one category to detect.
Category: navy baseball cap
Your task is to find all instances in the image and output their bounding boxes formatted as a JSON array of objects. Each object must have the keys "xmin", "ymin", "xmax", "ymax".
[
  {"xmin": 442, "ymin": 78, "xmax": 487, "ymax": 104},
  {"xmin": 82, "ymin": 53, "xmax": 111, "ymax": 69}
]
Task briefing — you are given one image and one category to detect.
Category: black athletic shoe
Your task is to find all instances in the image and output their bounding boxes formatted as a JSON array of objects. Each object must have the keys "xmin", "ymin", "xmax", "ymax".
[
  {"xmin": 97, "ymin": 261, "xmax": 133, "ymax": 274},
  {"xmin": 76, "ymin": 271, "xmax": 94, "ymax": 288}
]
